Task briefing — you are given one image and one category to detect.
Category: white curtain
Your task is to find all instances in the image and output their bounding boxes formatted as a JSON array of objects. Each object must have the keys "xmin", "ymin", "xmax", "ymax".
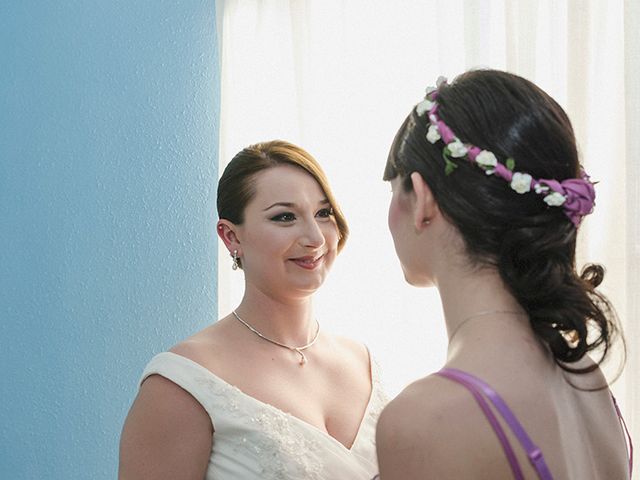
[{"xmin": 217, "ymin": 1, "xmax": 638, "ymax": 470}]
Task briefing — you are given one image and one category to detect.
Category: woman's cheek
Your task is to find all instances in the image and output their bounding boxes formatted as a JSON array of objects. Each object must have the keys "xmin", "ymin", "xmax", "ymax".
[{"xmin": 388, "ymin": 195, "xmax": 403, "ymax": 233}]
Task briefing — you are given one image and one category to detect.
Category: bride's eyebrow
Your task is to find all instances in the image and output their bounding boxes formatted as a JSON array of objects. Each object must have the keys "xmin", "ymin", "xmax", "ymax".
[
  {"xmin": 263, "ymin": 199, "xmax": 329, "ymax": 211},
  {"xmin": 263, "ymin": 202, "xmax": 295, "ymax": 211}
]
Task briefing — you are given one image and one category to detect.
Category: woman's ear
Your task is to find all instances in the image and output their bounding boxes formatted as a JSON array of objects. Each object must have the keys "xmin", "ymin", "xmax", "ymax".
[
  {"xmin": 410, "ymin": 172, "xmax": 439, "ymax": 231},
  {"xmin": 217, "ymin": 219, "xmax": 241, "ymax": 255}
]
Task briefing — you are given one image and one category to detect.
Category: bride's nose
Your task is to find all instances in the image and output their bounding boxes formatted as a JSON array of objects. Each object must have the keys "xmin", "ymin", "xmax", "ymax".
[{"xmin": 300, "ymin": 219, "xmax": 325, "ymax": 248}]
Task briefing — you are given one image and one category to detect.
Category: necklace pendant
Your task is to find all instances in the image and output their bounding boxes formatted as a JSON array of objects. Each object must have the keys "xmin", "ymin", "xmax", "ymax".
[{"xmin": 296, "ymin": 349, "xmax": 307, "ymax": 365}]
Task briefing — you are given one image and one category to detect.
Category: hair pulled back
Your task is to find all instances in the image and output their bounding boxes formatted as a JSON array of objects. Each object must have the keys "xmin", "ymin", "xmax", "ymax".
[
  {"xmin": 217, "ymin": 140, "xmax": 349, "ymax": 257},
  {"xmin": 384, "ymin": 70, "xmax": 621, "ymax": 373}
]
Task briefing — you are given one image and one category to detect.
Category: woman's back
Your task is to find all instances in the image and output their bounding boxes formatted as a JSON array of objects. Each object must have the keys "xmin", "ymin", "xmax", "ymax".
[
  {"xmin": 443, "ymin": 363, "xmax": 629, "ymax": 479},
  {"xmin": 378, "ymin": 340, "xmax": 630, "ymax": 479}
]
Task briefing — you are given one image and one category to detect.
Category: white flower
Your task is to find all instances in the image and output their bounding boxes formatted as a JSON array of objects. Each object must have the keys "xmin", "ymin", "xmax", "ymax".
[
  {"xmin": 510, "ymin": 172, "xmax": 533, "ymax": 194},
  {"xmin": 416, "ymin": 99, "xmax": 434, "ymax": 116},
  {"xmin": 448, "ymin": 139, "xmax": 468, "ymax": 158},
  {"xmin": 543, "ymin": 192, "xmax": 566, "ymax": 206},
  {"xmin": 425, "ymin": 85, "xmax": 437, "ymax": 97},
  {"xmin": 534, "ymin": 183, "xmax": 550, "ymax": 194},
  {"xmin": 485, "ymin": 168, "xmax": 495, "ymax": 175},
  {"xmin": 426, "ymin": 124, "xmax": 441, "ymax": 143},
  {"xmin": 436, "ymin": 76, "xmax": 448, "ymax": 87},
  {"xmin": 475, "ymin": 150, "xmax": 498, "ymax": 168}
]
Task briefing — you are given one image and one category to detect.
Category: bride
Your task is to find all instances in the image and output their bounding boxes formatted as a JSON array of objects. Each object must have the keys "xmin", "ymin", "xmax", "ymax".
[{"xmin": 119, "ymin": 140, "xmax": 386, "ymax": 479}]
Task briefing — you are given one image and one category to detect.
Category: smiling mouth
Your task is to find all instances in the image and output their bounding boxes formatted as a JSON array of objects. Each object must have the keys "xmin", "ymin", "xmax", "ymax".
[{"xmin": 290, "ymin": 254, "xmax": 325, "ymax": 270}]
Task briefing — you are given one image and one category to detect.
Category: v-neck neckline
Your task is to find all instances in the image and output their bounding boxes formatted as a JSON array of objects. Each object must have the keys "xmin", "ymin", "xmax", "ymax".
[{"xmin": 163, "ymin": 351, "xmax": 377, "ymax": 452}]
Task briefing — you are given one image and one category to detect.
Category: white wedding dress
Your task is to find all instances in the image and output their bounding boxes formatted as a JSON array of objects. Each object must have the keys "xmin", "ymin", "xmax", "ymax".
[{"xmin": 140, "ymin": 351, "xmax": 387, "ymax": 479}]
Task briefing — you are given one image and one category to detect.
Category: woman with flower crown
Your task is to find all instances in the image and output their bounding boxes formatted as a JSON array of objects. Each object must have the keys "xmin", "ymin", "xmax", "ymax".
[
  {"xmin": 375, "ymin": 70, "xmax": 632, "ymax": 479},
  {"xmin": 119, "ymin": 140, "xmax": 386, "ymax": 479}
]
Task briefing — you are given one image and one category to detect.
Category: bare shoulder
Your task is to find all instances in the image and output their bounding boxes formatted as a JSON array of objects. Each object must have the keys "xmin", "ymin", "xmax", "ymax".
[
  {"xmin": 169, "ymin": 336, "xmax": 214, "ymax": 367},
  {"xmin": 376, "ymin": 375, "xmax": 500, "ymax": 479},
  {"xmin": 118, "ymin": 322, "xmax": 233, "ymax": 479},
  {"xmin": 330, "ymin": 334, "xmax": 370, "ymax": 367},
  {"xmin": 377, "ymin": 374, "xmax": 461, "ymax": 439},
  {"xmin": 119, "ymin": 374, "xmax": 212, "ymax": 479},
  {"xmin": 169, "ymin": 318, "xmax": 232, "ymax": 370}
]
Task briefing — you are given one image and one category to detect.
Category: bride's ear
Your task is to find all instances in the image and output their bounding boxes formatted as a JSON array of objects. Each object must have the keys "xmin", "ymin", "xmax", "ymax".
[
  {"xmin": 217, "ymin": 219, "xmax": 241, "ymax": 254},
  {"xmin": 410, "ymin": 172, "xmax": 440, "ymax": 231}
]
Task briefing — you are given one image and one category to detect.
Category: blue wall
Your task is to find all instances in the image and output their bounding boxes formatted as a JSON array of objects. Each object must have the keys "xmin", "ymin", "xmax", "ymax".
[{"xmin": 0, "ymin": 2, "xmax": 220, "ymax": 478}]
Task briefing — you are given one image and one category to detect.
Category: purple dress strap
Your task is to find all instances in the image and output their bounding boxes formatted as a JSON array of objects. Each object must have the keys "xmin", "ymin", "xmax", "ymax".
[
  {"xmin": 612, "ymin": 395, "xmax": 634, "ymax": 477},
  {"xmin": 438, "ymin": 369, "xmax": 525, "ymax": 479},
  {"xmin": 436, "ymin": 368, "xmax": 554, "ymax": 480}
]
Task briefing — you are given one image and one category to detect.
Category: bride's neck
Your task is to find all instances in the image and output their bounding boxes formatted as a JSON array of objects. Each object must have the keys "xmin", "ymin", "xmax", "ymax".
[{"xmin": 235, "ymin": 287, "xmax": 316, "ymax": 345}]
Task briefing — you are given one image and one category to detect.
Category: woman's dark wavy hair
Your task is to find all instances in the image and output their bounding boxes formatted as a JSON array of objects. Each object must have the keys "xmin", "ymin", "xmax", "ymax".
[{"xmin": 384, "ymin": 69, "xmax": 623, "ymax": 377}]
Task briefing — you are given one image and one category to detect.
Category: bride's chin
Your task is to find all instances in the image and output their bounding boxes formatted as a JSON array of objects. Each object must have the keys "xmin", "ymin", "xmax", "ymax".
[{"xmin": 284, "ymin": 276, "xmax": 327, "ymax": 294}]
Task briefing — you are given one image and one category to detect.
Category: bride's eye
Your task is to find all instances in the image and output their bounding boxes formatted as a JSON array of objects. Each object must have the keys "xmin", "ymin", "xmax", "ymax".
[
  {"xmin": 316, "ymin": 208, "xmax": 334, "ymax": 218},
  {"xmin": 271, "ymin": 212, "xmax": 296, "ymax": 222}
]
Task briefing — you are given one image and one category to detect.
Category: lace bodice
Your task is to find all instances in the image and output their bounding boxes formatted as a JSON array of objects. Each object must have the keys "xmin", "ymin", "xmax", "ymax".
[{"xmin": 140, "ymin": 351, "xmax": 387, "ymax": 479}]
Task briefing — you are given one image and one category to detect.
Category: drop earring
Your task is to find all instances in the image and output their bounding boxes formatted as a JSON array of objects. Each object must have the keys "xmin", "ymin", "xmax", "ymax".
[{"xmin": 231, "ymin": 250, "xmax": 239, "ymax": 270}]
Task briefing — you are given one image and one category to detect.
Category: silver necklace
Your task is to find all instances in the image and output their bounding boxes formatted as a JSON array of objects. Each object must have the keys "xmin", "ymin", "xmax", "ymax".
[
  {"xmin": 448, "ymin": 309, "xmax": 528, "ymax": 344},
  {"xmin": 232, "ymin": 310, "xmax": 320, "ymax": 366}
]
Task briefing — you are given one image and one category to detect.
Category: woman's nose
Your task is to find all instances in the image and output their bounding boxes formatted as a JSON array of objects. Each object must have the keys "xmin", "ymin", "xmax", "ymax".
[{"xmin": 300, "ymin": 219, "xmax": 326, "ymax": 248}]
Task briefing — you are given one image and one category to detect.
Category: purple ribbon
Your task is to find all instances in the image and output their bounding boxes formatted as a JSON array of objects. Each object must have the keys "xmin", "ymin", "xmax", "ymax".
[
  {"xmin": 536, "ymin": 174, "xmax": 596, "ymax": 226},
  {"xmin": 425, "ymin": 100, "xmax": 595, "ymax": 226}
]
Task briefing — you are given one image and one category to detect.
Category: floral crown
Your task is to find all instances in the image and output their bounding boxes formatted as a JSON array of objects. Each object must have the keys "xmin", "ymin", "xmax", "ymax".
[{"xmin": 415, "ymin": 77, "xmax": 596, "ymax": 226}]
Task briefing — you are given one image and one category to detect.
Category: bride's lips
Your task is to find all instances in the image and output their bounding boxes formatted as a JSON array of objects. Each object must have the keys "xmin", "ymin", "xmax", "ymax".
[{"xmin": 290, "ymin": 254, "xmax": 325, "ymax": 270}]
